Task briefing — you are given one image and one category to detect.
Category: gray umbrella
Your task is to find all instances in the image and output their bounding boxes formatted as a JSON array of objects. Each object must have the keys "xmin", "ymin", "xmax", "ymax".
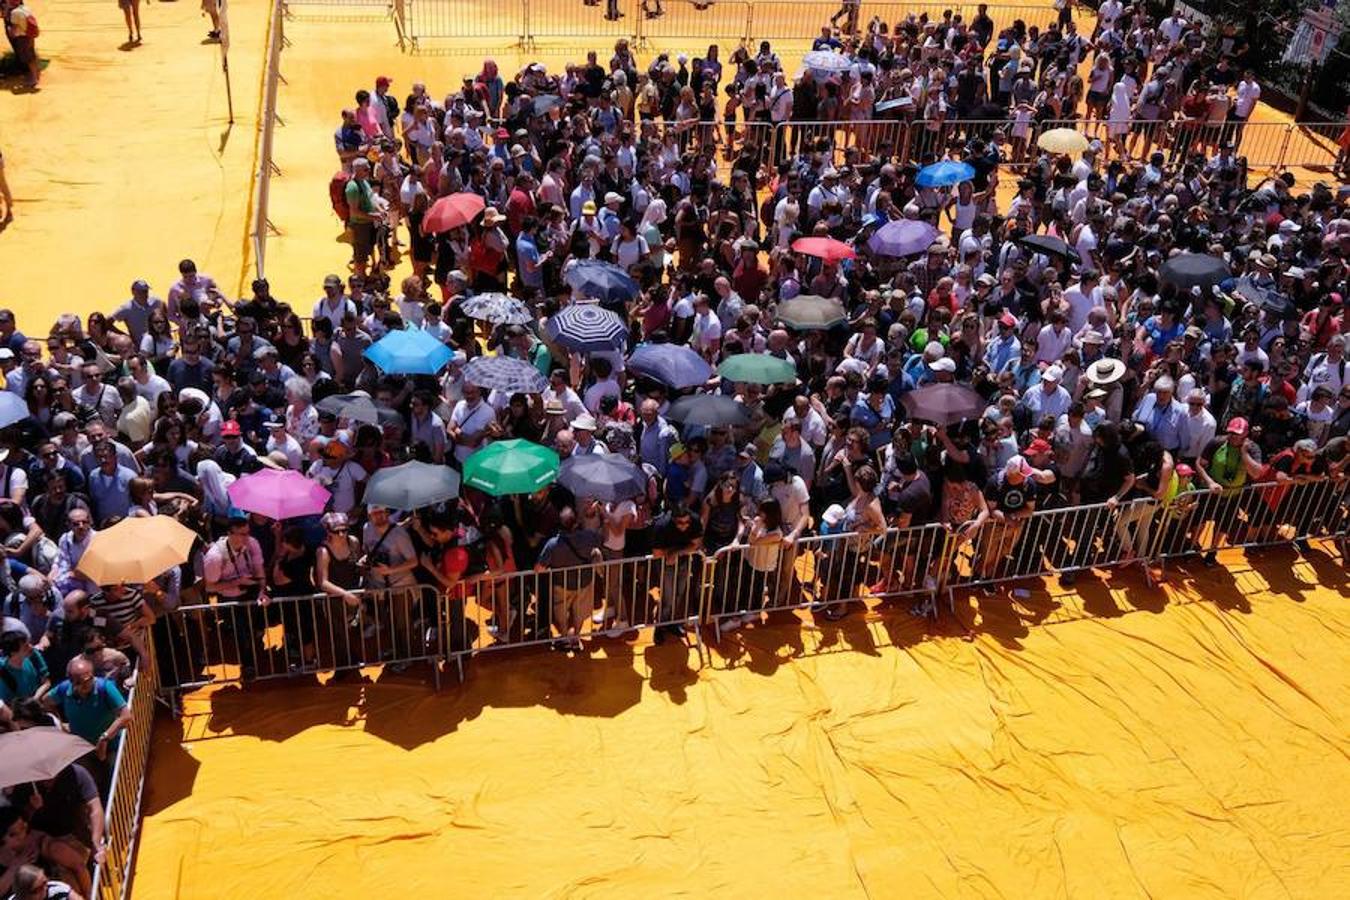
[
  {"xmin": 0, "ymin": 728, "xmax": 93, "ymax": 789},
  {"xmin": 363, "ymin": 461, "xmax": 461, "ymax": 510},
  {"xmin": 317, "ymin": 393, "xmax": 380, "ymax": 425},
  {"xmin": 558, "ymin": 454, "xmax": 647, "ymax": 502},
  {"xmin": 665, "ymin": 394, "xmax": 752, "ymax": 428},
  {"xmin": 463, "ymin": 355, "xmax": 548, "ymax": 394}
]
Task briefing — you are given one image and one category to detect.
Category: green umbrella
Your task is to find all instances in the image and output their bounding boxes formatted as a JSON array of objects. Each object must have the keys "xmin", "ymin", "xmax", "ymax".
[
  {"xmin": 461, "ymin": 439, "xmax": 560, "ymax": 497},
  {"xmin": 717, "ymin": 353, "xmax": 797, "ymax": 385}
]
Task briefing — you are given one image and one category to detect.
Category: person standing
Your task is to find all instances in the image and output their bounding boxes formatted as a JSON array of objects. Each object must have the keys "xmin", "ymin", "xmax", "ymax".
[
  {"xmin": 120, "ymin": 0, "xmax": 143, "ymax": 45},
  {"xmin": 7, "ymin": 0, "xmax": 39, "ymax": 90}
]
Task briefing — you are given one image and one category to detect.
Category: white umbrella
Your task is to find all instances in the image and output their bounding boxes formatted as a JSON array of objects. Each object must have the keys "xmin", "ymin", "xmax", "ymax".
[{"xmin": 0, "ymin": 392, "xmax": 28, "ymax": 428}]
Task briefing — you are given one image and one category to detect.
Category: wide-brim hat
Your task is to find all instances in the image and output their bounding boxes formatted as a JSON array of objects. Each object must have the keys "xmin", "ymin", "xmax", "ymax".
[{"xmin": 1085, "ymin": 358, "xmax": 1126, "ymax": 385}]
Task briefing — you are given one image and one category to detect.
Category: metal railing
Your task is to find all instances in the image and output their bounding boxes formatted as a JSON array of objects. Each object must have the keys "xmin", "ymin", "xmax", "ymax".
[
  {"xmin": 402, "ymin": 0, "xmax": 1092, "ymax": 49},
  {"xmin": 156, "ymin": 585, "xmax": 446, "ymax": 700},
  {"xmin": 88, "ymin": 651, "xmax": 158, "ymax": 900}
]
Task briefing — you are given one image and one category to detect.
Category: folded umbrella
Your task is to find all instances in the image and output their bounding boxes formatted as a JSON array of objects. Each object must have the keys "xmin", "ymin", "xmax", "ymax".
[
  {"xmin": 791, "ymin": 236, "xmax": 856, "ymax": 263},
  {"xmin": 0, "ymin": 392, "xmax": 29, "ymax": 429},
  {"xmin": 544, "ymin": 303, "xmax": 628, "ymax": 352},
  {"xmin": 78, "ymin": 515, "xmax": 199, "ymax": 586},
  {"xmin": 628, "ymin": 343, "xmax": 713, "ymax": 389},
  {"xmin": 421, "ymin": 192, "xmax": 485, "ymax": 235},
  {"xmin": 1036, "ymin": 127, "xmax": 1090, "ymax": 155},
  {"xmin": 463, "ymin": 355, "xmax": 548, "ymax": 394},
  {"xmin": 462, "ymin": 439, "xmax": 560, "ymax": 497},
  {"xmin": 915, "ymin": 160, "xmax": 976, "ymax": 188},
  {"xmin": 774, "ymin": 295, "xmax": 849, "ymax": 331},
  {"xmin": 717, "ymin": 353, "xmax": 797, "ymax": 385},
  {"xmin": 558, "ymin": 454, "xmax": 647, "ymax": 503},
  {"xmin": 458, "ymin": 292, "xmax": 534, "ymax": 325},
  {"xmin": 365, "ymin": 329, "xmax": 455, "ymax": 375},
  {"xmin": 867, "ymin": 219, "xmax": 941, "ymax": 258},
  {"xmin": 1017, "ymin": 234, "xmax": 1080, "ymax": 263},
  {"xmin": 227, "ymin": 469, "xmax": 331, "ymax": 521},
  {"xmin": 665, "ymin": 394, "xmax": 751, "ymax": 428},
  {"xmin": 0, "ymin": 728, "xmax": 94, "ymax": 789},
  {"xmin": 900, "ymin": 383, "xmax": 986, "ymax": 427},
  {"xmin": 364, "ymin": 461, "xmax": 461, "ymax": 510},
  {"xmin": 563, "ymin": 259, "xmax": 641, "ymax": 306}
]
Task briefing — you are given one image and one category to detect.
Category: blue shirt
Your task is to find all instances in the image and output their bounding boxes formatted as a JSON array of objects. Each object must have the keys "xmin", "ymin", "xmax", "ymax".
[
  {"xmin": 49, "ymin": 676, "xmax": 126, "ymax": 745},
  {"xmin": 1134, "ymin": 395, "xmax": 1189, "ymax": 452},
  {"xmin": 87, "ymin": 464, "xmax": 138, "ymax": 523},
  {"xmin": 0, "ymin": 649, "xmax": 48, "ymax": 702},
  {"xmin": 516, "ymin": 233, "xmax": 544, "ymax": 290}
]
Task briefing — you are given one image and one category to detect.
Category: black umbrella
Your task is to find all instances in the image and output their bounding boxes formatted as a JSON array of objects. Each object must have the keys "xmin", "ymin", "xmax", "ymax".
[
  {"xmin": 628, "ymin": 343, "xmax": 713, "ymax": 390},
  {"xmin": 1017, "ymin": 234, "xmax": 1080, "ymax": 263},
  {"xmin": 1159, "ymin": 253, "xmax": 1230, "ymax": 294},
  {"xmin": 364, "ymin": 461, "xmax": 461, "ymax": 510},
  {"xmin": 900, "ymin": 384, "xmax": 986, "ymax": 427},
  {"xmin": 558, "ymin": 454, "xmax": 647, "ymax": 502},
  {"xmin": 317, "ymin": 393, "xmax": 379, "ymax": 425},
  {"xmin": 665, "ymin": 394, "xmax": 751, "ymax": 428}
]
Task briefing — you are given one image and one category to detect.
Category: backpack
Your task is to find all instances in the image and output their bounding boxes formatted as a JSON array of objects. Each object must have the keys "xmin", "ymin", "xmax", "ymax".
[
  {"xmin": 329, "ymin": 170, "xmax": 352, "ymax": 222},
  {"xmin": 22, "ymin": 10, "xmax": 38, "ymax": 39}
]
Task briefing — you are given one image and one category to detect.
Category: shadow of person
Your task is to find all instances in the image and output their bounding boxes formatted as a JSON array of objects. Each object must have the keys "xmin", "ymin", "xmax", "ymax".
[{"xmin": 141, "ymin": 713, "xmax": 203, "ymax": 817}]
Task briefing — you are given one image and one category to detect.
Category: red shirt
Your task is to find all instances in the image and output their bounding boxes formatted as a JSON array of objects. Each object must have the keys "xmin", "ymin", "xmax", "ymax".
[
  {"xmin": 732, "ymin": 259, "xmax": 769, "ymax": 304},
  {"xmin": 505, "ymin": 187, "xmax": 536, "ymax": 235}
]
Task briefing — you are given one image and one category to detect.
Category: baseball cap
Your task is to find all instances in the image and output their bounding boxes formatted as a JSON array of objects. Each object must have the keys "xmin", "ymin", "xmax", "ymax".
[
  {"xmin": 1025, "ymin": 437, "xmax": 1052, "ymax": 455},
  {"xmin": 1175, "ymin": 463, "xmax": 1195, "ymax": 478},
  {"xmin": 1042, "ymin": 365, "xmax": 1064, "ymax": 383},
  {"xmin": 603, "ymin": 192, "xmax": 623, "ymax": 205},
  {"xmin": 1226, "ymin": 417, "xmax": 1249, "ymax": 436},
  {"xmin": 928, "ymin": 357, "xmax": 956, "ymax": 373},
  {"xmin": 668, "ymin": 442, "xmax": 687, "ymax": 462},
  {"xmin": 998, "ymin": 311, "xmax": 1017, "ymax": 328},
  {"xmin": 581, "ymin": 200, "xmax": 598, "ymax": 215},
  {"xmin": 762, "ymin": 460, "xmax": 788, "ymax": 484},
  {"xmin": 220, "ymin": 420, "xmax": 242, "ymax": 437},
  {"xmin": 131, "ymin": 279, "xmax": 150, "ymax": 292}
]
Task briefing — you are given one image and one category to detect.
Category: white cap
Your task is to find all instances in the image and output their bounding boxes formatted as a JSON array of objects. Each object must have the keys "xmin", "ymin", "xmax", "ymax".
[
  {"xmin": 1042, "ymin": 365, "xmax": 1064, "ymax": 383},
  {"xmin": 928, "ymin": 357, "xmax": 956, "ymax": 373}
]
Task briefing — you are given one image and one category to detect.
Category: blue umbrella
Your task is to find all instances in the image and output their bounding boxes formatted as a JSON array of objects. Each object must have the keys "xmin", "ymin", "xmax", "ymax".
[
  {"xmin": 802, "ymin": 50, "xmax": 853, "ymax": 75},
  {"xmin": 628, "ymin": 343, "xmax": 712, "ymax": 390},
  {"xmin": 915, "ymin": 160, "xmax": 976, "ymax": 188},
  {"xmin": 364, "ymin": 329, "xmax": 454, "ymax": 375},
  {"xmin": 545, "ymin": 303, "xmax": 628, "ymax": 353},
  {"xmin": 867, "ymin": 219, "xmax": 942, "ymax": 258},
  {"xmin": 0, "ymin": 393, "xmax": 29, "ymax": 429},
  {"xmin": 563, "ymin": 259, "xmax": 640, "ymax": 306}
]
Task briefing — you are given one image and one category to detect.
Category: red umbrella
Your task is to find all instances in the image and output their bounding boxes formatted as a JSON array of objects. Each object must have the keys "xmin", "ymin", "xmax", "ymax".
[
  {"xmin": 791, "ymin": 236, "xmax": 856, "ymax": 263},
  {"xmin": 421, "ymin": 192, "xmax": 485, "ymax": 235}
]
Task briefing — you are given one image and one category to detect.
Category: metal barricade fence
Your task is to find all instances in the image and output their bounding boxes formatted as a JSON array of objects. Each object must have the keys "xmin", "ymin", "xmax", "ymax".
[
  {"xmin": 405, "ymin": 0, "xmax": 524, "ymax": 48},
  {"xmin": 445, "ymin": 551, "xmax": 705, "ymax": 662},
  {"xmin": 1150, "ymin": 477, "xmax": 1350, "ymax": 572},
  {"xmin": 744, "ymin": 1, "xmax": 1069, "ymax": 42},
  {"xmin": 942, "ymin": 498, "xmax": 1159, "ymax": 604},
  {"xmin": 89, "ymin": 651, "xmax": 158, "ymax": 900},
  {"xmin": 156, "ymin": 586, "xmax": 444, "ymax": 699},
  {"xmin": 282, "ymin": 0, "xmax": 393, "ymax": 19},
  {"xmin": 704, "ymin": 523, "xmax": 948, "ymax": 634}
]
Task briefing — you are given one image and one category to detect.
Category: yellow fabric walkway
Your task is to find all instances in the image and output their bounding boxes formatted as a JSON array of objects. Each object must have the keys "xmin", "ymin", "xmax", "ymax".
[{"xmin": 134, "ymin": 549, "xmax": 1350, "ymax": 898}]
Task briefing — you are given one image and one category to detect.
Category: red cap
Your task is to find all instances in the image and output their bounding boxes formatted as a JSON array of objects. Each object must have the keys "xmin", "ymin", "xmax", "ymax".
[
  {"xmin": 1264, "ymin": 212, "xmax": 1283, "ymax": 229},
  {"xmin": 1175, "ymin": 463, "xmax": 1195, "ymax": 478},
  {"xmin": 1225, "ymin": 417, "xmax": 1249, "ymax": 436},
  {"xmin": 375, "ymin": 76, "xmax": 392, "ymax": 87},
  {"xmin": 998, "ymin": 311, "xmax": 1017, "ymax": 328},
  {"xmin": 220, "ymin": 420, "xmax": 242, "ymax": 437},
  {"xmin": 496, "ymin": 127, "xmax": 510, "ymax": 139},
  {"xmin": 1025, "ymin": 437, "xmax": 1052, "ymax": 455}
]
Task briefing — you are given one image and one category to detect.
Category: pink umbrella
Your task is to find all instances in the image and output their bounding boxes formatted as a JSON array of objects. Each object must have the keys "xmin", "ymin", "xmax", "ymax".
[
  {"xmin": 227, "ymin": 469, "xmax": 331, "ymax": 521},
  {"xmin": 791, "ymin": 236, "xmax": 857, "ymax": 263}
]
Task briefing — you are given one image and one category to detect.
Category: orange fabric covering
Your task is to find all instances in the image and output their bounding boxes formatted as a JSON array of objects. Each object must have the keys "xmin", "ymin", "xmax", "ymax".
[{"xmin": 134, "ymin": 549, "xmax": 1350, "ymax": 896}]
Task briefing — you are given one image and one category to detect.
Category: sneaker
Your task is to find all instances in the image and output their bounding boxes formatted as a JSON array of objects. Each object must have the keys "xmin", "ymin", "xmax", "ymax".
[
  {"xmin": 979, "ymin": 584, "xmax": 997, "ymax": 597},
  {"xmin": 591, "ymin": 609, "xmax": 607, "ymax": 626},
  {"xmin": 718, "ymin": 617, "xmax": 742, "ymax": 634}
]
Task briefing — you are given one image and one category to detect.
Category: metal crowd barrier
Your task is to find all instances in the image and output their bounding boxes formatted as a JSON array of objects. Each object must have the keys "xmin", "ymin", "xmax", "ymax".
[
  {"xmin": 446, "ymin": 551, "xmax": 706, "ymax": 659},
  {"xmin": 156, "ymin": 586, "xmax": 446, "ymax": 700},
  {"xmin": 89, "ymin": 651, "xmax": 158, "ymax": 900},
  {"xmin": 703, "ymin": 522, "xmax": 947, "ymax": 634}
]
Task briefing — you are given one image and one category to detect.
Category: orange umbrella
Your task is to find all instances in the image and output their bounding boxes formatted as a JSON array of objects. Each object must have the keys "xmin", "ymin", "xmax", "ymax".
[
  {"xmin": 421, "ymin": 192, "xmax": 486, "ymax": 235},
  {"xmin": 78, "ymin": 516, "xmax": 200, "ymax": 586},
  {"xmin": 791, "ymin": 236, "xmax": 856, "ymax": 263}
]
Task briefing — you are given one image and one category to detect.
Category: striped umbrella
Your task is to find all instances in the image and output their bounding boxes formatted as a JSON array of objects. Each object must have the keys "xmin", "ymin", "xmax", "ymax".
[
  {"xmin": 463, "ymin": 355, "xmax": 548, "ymax": 393},
  {"xmin": 544, "ymin": 303, "xmax": 628, "ymax": 352},
  {"xmin": 459, "ymin": 292, "xmax": 534, "ymax": 325}
]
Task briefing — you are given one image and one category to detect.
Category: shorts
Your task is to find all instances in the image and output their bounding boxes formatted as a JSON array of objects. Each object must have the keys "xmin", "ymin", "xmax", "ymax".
[
  {"xmin": 349, "ymin": 220, "xmax": 376, "ymax": 262},
  {"xmin": 12, "ymin": 36, "xmax": 36, "ymax": 68},
  {"xmin": 1086, "ymin": 89, "xmax": 1108, "ymax": 105}
]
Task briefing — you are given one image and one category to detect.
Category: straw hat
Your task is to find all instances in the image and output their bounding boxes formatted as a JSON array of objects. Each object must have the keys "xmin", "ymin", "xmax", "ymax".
[{"xmin": 1085, "ymin": 358, "xmax": 1126, "ymax": 385}]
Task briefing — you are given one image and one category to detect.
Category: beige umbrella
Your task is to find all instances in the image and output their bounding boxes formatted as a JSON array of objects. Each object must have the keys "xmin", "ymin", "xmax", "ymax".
[
  {"xmin": 0, "ymin": 728, "xmax": 94, "ymax": 788},
  {"xmin": 78, "ymin": 515, "xmax": 199, "ymax": 586},
  {"xmin": 1037, "ymin": 127, "xmax": 1090, "ymax": 155}
]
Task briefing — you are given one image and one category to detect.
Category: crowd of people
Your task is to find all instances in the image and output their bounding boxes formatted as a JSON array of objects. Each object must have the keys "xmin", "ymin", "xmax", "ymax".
[{"xmin": 4, "ymin": 5, "xmax": 1350, "ymax": 895}]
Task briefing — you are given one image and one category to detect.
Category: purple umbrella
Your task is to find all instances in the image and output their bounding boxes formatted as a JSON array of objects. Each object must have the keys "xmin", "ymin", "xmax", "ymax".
[
  {"xmin": 227, "ymin": 469, "xmax": 331, "ymax": 521},
  {"xmin": 868, "ymin": 219, "xmax": 941, "ymax": 258}
]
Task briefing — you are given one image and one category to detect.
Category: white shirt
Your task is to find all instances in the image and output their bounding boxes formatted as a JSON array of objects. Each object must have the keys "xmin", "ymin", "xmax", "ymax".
[
  {"xmin": 134, "ymin": 372, "xmax": 173, "ymax": 405},
  {"xmin": 450, "ymin": 399, "xmax": 496, "ymax": 464},
  {"xmin": 1035, "ymin": 324, "xmax": 1074, "ymax": 365},
  {"xmin": 583, "ymin": 378, "xmax": 621, "ymax": 415},
  {"xmin": 691, "ymin": 310, "xmax": 722, "ymax": 352},
  {"xmin": 1235, "ymin": 79, "xmax": 1261, "ymax": 118},
  {"xmin": 1181, "ymin": 408, "xmax": 1217, "ymax": 460},
  {"xmin": 1062, "ymin": 284, "xmax": 1098, "ymax": 333}
]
